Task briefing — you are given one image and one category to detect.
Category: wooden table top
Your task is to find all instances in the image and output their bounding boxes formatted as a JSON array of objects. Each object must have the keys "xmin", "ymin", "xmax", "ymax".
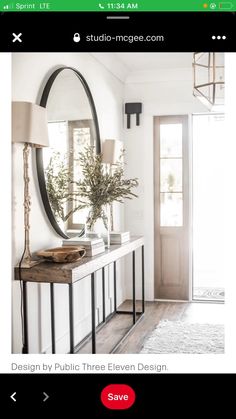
[{"xmin": 15, "ymin": 236, "xmax": 144, "ymax": 284}]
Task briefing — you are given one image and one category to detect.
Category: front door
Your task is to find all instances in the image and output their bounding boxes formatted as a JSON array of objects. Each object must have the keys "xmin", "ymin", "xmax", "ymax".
[{"xmin": 154, "ymin": 116, "xmax": 190, "ymax": 300}]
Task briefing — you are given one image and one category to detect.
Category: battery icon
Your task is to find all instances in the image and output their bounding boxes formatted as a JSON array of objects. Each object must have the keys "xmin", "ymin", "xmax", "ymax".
[{"xmin": 219, "ymin": 2, "xmax": 233, "ymax": 8}]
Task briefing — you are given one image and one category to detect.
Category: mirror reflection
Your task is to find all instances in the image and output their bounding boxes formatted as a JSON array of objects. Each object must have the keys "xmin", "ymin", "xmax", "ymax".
[{"xmin": 39, "ymin": 68, "xmax": 100, "ymax": 238}]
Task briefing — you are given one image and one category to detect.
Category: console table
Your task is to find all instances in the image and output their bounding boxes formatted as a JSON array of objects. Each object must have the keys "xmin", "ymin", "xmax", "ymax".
[{"xmin": 15, "ymin": 236, "xmax": 145, "ymax": 354}]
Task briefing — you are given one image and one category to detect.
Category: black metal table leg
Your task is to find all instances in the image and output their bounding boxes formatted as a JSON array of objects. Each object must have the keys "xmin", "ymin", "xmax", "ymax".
[
  {"xmin": 22, "ymin": 282, "xmax": 28, "ymax": 354},
  {"xmin": 142, "ymin": 245, "xmax": 145, "ymax": 314},
  {"xmin": 102, "ymin": 267, "xmax": 106, "ymax": 323},
  {"xmin": 132, "ymin": 251, "xmax": 136, "ymax": 324},
  {"xmin": 91, "ymin": 273, "xmax": 96, "ymax": 354},
  {"xmin": 114, "ymin": 261, "xmax": 117, "ymax": 312},
  {"xmin": 68, "ymin": 283, "xmax": 74, "ymax": 354},
  {"xmin": 50, "ymin": 283, "xmax": 56, "ymax": 354}
]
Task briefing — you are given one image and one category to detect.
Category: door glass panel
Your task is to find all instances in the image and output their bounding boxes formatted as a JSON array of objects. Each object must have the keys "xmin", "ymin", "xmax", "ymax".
[
  {"xmin": 160, "ymin": 159, "xmax": 182, "ymax": 192},
  {"xmin": 160, "ymin": 122, "xmax": 183, "ymax": 226},
  {"xmin": 160, "ymin": 124, "xmax": 182, "ymax": 157},
  {"xmin": 160, "ymin": 193, "xmax": 183, "ymax": 226}
]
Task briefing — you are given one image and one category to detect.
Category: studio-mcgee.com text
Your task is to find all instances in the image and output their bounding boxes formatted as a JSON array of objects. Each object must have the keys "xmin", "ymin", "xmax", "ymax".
[{"xmin": 11, "ymin": 362, "xmax": 168, "ymax": 373}]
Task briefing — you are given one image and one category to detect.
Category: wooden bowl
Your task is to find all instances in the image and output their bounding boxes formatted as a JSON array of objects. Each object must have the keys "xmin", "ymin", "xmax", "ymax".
[{"xmin": 37, "ymin": 246, "xmax": 86, "ymax": 263}]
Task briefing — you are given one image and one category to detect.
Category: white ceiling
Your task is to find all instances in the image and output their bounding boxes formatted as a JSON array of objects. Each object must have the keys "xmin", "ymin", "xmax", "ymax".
[{"xmin": 115, "ymin": 53, "xmax": 193, "ymax": 71}]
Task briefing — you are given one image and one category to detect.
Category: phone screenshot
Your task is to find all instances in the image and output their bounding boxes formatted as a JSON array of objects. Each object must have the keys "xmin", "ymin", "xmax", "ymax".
[{"xmin": 0, "ymin": 0, "xmax": 236, "ymax": 413}]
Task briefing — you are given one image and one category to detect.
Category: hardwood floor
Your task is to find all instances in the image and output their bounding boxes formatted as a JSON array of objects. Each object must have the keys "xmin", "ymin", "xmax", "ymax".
[{"xmin": 77, "ymin": 300, "xmax": 224, "ymax": 354}]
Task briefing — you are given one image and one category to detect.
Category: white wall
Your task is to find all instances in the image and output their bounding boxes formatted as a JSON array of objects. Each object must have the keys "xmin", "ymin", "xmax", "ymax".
[
  {"xmin": 12, "ymin": 53, "xmax": 125, "ymax": 353},
  {"xmin": 123, "ymin": 65, "xmax": 207, "ymax": 301}
]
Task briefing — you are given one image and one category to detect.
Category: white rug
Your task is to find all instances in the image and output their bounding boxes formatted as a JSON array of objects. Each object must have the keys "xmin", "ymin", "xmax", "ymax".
[{"xmin": 140, "ymin": 320, "xmax": 224, "ymax": 354}]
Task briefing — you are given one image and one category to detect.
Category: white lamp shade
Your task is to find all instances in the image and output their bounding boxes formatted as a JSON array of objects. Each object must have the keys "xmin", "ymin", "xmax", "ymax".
[
  {"xmin": 12, "ymin": 101, "xmax": 49, "ymax": 147},
  {"xmin": 102, "ymin": 139, "xmax": 123, "ymax": 165}
]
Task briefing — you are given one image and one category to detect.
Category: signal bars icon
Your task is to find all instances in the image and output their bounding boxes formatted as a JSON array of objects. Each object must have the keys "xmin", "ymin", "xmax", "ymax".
[{"xmin": 3, "ymin": 4, "xmax": 13, "ymax": 9}]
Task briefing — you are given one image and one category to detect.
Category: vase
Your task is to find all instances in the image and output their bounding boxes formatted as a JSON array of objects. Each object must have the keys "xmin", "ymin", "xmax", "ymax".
[
  {"xmin": 85, "ymin": 206, "xmax": 111, "ymax": 246},
  {"xmin": 84, "ymin": 220, "xmax": 100, "ymax": 239}
]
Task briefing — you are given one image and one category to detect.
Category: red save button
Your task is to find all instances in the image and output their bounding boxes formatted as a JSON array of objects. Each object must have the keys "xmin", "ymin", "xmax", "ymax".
[{"xmin": 101, "ymin": 384, "xmax": 136, "ymax": 410}]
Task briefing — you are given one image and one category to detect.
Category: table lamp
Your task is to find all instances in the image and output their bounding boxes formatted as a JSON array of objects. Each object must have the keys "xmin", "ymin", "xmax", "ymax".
[
  {"xmin": 12, "ymin": 101, "xmax": 49, "ymax": 268},
  {"xmin": 102, "ymin": 139, "xmax": 123, "ymax": 166}
]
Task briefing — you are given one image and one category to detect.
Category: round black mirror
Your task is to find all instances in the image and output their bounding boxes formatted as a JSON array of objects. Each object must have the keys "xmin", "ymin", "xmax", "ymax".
[{"xmin": 36, "ymin": 67, "xmax": 101, "ymax": 238}]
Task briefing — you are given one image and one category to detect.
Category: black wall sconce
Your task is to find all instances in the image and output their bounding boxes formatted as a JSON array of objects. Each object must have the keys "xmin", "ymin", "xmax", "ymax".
[{"xmin": 125, "ymin": 102, "xmax": 142, "ymax": 129}]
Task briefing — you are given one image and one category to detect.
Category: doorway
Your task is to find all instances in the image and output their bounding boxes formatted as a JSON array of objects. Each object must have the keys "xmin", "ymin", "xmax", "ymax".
[
  {"xmin": 154, "ymin": 114, "xmax": 225, "ymax": 302},
  {"xmin": 192, "ymin": 114, "xmax": 225, "ymax": 302}
]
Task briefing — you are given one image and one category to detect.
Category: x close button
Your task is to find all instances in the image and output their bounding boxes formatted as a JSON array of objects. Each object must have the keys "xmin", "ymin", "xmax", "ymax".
[
  {"xmin": 101, "ymin": 384, "xmax": 136, "ymax": 410},
  {"xmin": 12, "ymin": 33, "xmax": 22, "ymax": 43}
]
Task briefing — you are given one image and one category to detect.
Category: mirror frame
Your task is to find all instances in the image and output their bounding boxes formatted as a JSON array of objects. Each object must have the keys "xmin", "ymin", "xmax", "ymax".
[{"xmin": 36, "ymin": 66, "xmax": 101, "ymax": 239}]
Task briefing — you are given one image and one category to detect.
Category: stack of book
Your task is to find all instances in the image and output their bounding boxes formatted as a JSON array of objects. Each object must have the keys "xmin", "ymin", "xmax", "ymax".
[
  {"xmin": 62, "ymin": 237, "xmax": 105, "ymax": 257},
  {"xmin": 110, "ymin": 231, "xmax": 130, "ymax": 245}
]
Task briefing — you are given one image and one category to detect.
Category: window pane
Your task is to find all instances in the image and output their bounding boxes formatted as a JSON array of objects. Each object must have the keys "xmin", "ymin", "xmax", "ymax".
[
  {"xmin": 72, "ymin": 127, "xmax": 91, "ymax": 224},
  {"xmin": 73, "ymin": 127, "xmax": 91, "ymax": 180},
  {"xmin": 44, "ymin": 121, "xmax": 67, "ymax": 168},
  {"xmin": 74, "ymin": 127, "xmax": 91, "ymax": 149},
  {"xmin": 160, "ymin": 159, "xmax": 182, "ymax": 192},
  {"xmin": 160, "ymin": 193, "xmax": 183, "ymax": 226},
  {"xmin": 160, "ymin": 124, "xmax": 182, "ymax": 157}
]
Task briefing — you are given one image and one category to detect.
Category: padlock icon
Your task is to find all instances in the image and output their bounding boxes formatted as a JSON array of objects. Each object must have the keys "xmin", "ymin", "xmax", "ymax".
[{"xmin": 73, "ymin": 33, "xmax": 80, "ymax": 43}]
